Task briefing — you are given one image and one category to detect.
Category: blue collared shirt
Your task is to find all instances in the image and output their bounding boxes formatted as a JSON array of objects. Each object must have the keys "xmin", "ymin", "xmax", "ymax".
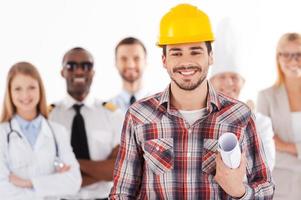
[
  {"xmin": 111, "ymin": 88, "xmax": 150, "ymax": 114},
  {"xmin": 15, "ymin": 114, "xmax": 42, "ymax": 147}
]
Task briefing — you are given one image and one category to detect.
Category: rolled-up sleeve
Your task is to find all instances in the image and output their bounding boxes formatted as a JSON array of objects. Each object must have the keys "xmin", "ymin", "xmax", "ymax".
[{"xmin": 242, "ymin": 115, "xmax": 275, "ymax": 199}]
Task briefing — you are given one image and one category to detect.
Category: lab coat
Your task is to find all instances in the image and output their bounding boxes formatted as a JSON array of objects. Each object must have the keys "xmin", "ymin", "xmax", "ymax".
[{"xmin": 0, "ymin": 116, "xmax": 82, "ymax": 200}]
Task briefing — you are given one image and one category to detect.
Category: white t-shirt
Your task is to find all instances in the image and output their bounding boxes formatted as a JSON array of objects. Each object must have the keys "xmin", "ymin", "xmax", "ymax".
[
  {"xmin": 179, "ymin": 108, "xmax": 208, "ymax": 126},
  {"xmin": 291, "ymin": 112, "xmax": 301, "ymax": 142}
]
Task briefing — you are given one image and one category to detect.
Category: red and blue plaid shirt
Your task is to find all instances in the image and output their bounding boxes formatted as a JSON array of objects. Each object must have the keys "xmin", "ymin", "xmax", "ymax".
[{"xmin": 110, "ymin": 82, "xmax": 274, "ymax": 200}]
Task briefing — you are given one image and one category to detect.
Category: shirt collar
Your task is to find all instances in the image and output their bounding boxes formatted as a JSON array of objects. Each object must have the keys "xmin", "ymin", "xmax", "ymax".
[
  {"xmin": 118, "ymin": 90, "xmax": 131, "ymax": 104},
  {"xmin": 63, "ymin": 93, "xmax": 95, "ymax": 110},
  {"xmin": 157, "ymin": 81, "xmax": 221, "ymax": 113},
  {"xmin": 15, "ymin": 114, "xmax": 43, "ymax": 130},
  {"xmin": 207, "ymin": 81, "xmax": 221, "ymax": 112},
  {"xmin": 119, "ymin": 87, "xmax": 149, "ymax": 102}
]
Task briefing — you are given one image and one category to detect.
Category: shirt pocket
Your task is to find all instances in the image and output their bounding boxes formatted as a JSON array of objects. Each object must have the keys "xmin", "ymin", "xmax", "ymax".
[
  {"xmin": 202, "ymin": 138, "xmax": 218, "ymax": 175},
  {"xmin": 142, "ymin": 138, "xmax": 173, "ymax": 175}
]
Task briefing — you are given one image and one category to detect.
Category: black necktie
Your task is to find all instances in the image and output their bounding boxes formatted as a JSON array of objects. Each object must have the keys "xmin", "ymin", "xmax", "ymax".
[
  {"xmin": 130, "ymin": 95, "xmax": 136, "ymax": 105},
  {"xmin": 71, "ymin": 104, "xmax": 90, "ymax": 159}
]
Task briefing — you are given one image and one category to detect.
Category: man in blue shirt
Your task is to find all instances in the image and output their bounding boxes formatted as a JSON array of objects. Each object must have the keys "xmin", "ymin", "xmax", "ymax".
[{"xmin": 111, "ymin": 37, "xmax": 150, "ymax": 114}]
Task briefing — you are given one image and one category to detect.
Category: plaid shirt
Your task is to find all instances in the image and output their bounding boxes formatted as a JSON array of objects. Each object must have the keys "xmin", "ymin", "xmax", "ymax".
[{"xmin": 109, "ymin": 82, "xmax": 274, "ymax": 200}]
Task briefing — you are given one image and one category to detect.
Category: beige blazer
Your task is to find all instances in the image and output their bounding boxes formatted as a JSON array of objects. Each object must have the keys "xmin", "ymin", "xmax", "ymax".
[{"xmin": 258, "ymin": 85, "xmax": 301, "ymax": 199}]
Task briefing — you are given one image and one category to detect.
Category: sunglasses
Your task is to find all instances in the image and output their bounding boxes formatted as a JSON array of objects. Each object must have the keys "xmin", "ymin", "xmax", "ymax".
[{"xmin": 64, "ymin": 61, "xmax": 93, "ymax": 72}]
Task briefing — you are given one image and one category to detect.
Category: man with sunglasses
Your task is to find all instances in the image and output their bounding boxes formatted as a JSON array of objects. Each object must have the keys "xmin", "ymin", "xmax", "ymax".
[{"xmin": 49, "ymin": 47, "xmax": 124, "ymax": 200}]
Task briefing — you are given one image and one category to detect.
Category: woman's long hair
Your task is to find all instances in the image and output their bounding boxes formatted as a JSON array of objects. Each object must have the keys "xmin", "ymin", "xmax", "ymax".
[{"xmin": 0, "ymin": 62, "xmax": 48, "ymax": 122}]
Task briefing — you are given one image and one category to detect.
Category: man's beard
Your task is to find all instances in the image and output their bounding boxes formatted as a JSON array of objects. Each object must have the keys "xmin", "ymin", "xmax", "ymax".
[
  {"xmin": 121, "ymin": 72, "xmax": 140, "ymax": 83},
  {"xmin": 171, "ymin": 66, "xmax": 207, "ymax": 91}
]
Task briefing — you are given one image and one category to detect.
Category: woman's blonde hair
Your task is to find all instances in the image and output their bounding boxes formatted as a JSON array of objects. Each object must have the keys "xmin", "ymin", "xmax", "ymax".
[
  {"xmin": 0, "ymin": 62, "xmax": 48, "ymax": 122},
  {"xmin": 275, "ymin": 32, "xmax": 301, "ymax": 86}
]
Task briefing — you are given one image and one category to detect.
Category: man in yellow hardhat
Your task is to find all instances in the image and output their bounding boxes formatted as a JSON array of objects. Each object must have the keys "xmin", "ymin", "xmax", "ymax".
[{"xmin": 109, "ymin": 4, "xmax": 274, "ymax": 199}]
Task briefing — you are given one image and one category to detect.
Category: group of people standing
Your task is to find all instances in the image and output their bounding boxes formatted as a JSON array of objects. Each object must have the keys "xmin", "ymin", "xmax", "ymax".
[
  {"xmin": 0, "ymin": 37, "xmax": 148, "ymax": 199},
  {"xmin": 1, "ymin": 3, "xmax": 301, "ymax": 200}
]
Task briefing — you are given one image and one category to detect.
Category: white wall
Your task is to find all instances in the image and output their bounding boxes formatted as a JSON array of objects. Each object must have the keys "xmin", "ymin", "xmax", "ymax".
[{"xmin": 0, "ymin": 0, "xmax": 300, "ymax": 109}]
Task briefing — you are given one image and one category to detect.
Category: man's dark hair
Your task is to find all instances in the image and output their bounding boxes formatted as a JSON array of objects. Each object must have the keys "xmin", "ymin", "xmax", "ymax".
[
  {"xmin": 62, "ymin": 47, "xmax": 94, "ymax": 65},
  {"xmin": 115, "ymin": 37, "xmax": 147, "ymax": 58},
  {"xmin": 162, "ymin": 41, "xmax": 212, "ymax": 56}
]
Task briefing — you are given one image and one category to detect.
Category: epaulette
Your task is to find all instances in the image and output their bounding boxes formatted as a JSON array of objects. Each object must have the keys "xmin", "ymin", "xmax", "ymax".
[
  {"xmin": 102, "ymin": 102, "xmax": 118, "ymax": 112},
  {"xmin": 48, "ymin": 104, "xmax": 56, "ymax": 113}
]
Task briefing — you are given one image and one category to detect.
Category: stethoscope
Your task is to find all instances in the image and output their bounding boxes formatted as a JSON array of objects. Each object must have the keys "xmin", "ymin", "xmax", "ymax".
[{"xmin": 7, "ymin": 119, "xmax": 65, "ymax": 169}]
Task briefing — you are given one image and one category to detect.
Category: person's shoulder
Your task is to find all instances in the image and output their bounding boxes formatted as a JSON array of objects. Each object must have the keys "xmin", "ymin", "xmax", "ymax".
[
  {"xmin": 48, "ymin": 100, "xmax": 65, "ymax": 113},
  {"xmin": 259, "ymin": 85, "xmax": 279, "ymax": 96},
  {"xmin": 0, "ymin": 121, "xmax": 9, "ymax": 131},
  {"xmin": 92, "ymin": 99, "xmax": 121, "ymax": 114},
  {"xmin": 216, "ymin": 92, "xmax": 253, "ymax": 126},
  {"xmin": 130, "ymin": 91, "xmax": 162, "ymax": 111},
  {"xmin": 257, "ymin": 85, "xmax": 282, "ymax": 106},
  {"xmin": 110, "ymin": 93, "xmax": 122, "ymax": 102},
  {"xmin": 47, "ymin": 103, "xmax": 56, "ymax": 113},
  {"xmin": 217, "ymin": 92, "xmax": 248, "ymax": 109},
  {"xmin": 125, "ymin": 92, "xmax": 164, "ymax": 124},
  {"xmin": 102, "ymin": 101, "xmax": 119, "ymax": 112}
]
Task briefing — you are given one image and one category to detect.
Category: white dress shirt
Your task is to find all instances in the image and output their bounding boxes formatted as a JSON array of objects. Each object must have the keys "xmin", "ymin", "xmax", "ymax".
[
  {"xmin": 49, "ymin": 94, "xmax": 124, "ymax": 199},
  {"xmin": 291, "ymin": 112, "xmax": 301, "ymax": 142},
  {"xmin": 255, "ymin": 113, "xmax": 275, "ymax": 171}
]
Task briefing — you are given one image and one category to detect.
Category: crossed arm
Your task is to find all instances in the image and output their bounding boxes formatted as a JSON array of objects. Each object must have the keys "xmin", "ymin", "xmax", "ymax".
[
  {"xmin": 9, "ymin": 165, "xmax": 71, "ymax": 188},
  {"xmin": 274, "ymin": 134, "xmax": 298, "ymax": 156},
  {"xmin": 79, "ymin": 145, "xmax": 120, "ymax": 186}
]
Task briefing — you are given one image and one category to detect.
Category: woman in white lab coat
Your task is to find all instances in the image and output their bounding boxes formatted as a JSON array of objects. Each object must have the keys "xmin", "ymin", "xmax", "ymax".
[{"xmin": 0, "ymin": 62, "xmax": 82, "ymax": 200}]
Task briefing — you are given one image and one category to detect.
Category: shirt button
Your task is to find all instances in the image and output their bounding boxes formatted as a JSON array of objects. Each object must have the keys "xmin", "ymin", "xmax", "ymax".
[
  {"xmin": 188, "ymin": 129, "xmax": 192, "ymax": 134},
  {"xmin": 156, "ymin": 146, "xmax": 160, "ymax": 151},
  {"xmin": 187, "ymin": 153, "xmax": 191, "ymax": 157}
]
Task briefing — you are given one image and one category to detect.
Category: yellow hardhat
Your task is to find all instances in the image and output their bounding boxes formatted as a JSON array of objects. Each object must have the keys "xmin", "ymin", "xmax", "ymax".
[{"xmin": 157, "ymin": 4, "xmax": 214, "ymax": 46}]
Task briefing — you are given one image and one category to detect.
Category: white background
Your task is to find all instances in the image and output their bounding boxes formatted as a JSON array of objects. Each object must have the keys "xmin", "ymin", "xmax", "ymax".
[{"xmin": 0, "ymin": 0, "xmax": 300, "ymax": 109}]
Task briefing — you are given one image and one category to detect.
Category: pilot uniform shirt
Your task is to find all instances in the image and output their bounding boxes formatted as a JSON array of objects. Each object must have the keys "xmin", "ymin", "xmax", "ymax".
[
  {"xmin": 49, "ymin": 94, "xmax": 124, "ymax": 199},
  {"xmin": 110, "ymin": 82, "xmax": 275, "ymax": 199}
]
